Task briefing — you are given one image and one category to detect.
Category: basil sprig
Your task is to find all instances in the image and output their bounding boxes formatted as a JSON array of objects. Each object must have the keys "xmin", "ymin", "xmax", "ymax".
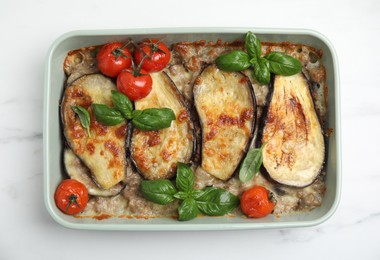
[
  {"xmin": 140, "ymin": 162, "xmax": 240, "ymax": 221},
  {"xmin": 71, "ymin": 106, "xmax": 92, "ymax": 137},
  {"xmin": 216, "ymin": 31, "xmax": 303, "ymax": 84},
  {"xmin": 92, "ymin": 90, "xmax": 175, "ymax": 131},
  {"xmin": 239, "ymin": 143, "xmax": 266, "ymax": 182}
]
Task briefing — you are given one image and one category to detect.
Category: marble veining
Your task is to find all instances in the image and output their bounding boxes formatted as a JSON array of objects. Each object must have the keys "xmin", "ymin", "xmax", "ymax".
[{"xmin": 0, "ymin": 131, "xmax": 42, "ymax": 144}]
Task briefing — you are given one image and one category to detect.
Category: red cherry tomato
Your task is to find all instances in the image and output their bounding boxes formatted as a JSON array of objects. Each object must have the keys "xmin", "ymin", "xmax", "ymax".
[
  {"xmin": 240, "ymin": 185, "xmax": 275, "ymax": 218},
  {"xmin": 97, "ymin": 42, "xmax": 132, "ymax": 77},
  {"xmin": 134, "ymin": 39, "xmax": 171, "ymax": 72},
  {"xmin": 54, "ymin": 179, "xmax": 88, "ymax": 215},
  {"xmin": 117, "ymin": 69, "xmax": 153, "ymax": 101}
]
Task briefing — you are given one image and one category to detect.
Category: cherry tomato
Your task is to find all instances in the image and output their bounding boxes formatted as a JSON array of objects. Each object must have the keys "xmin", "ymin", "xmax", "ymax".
[
  {"xmin": 134, "ymin": 39, "xmax": 171, "ymax": 72},
  {"xmin": 117, "ymin": 69, "xmax": 152, "ymax": 101},
  {"xmin": 97, "ymin": 42, "xmax": 132, "ymax": 77},
  {"xmin": 240, "ymin": 185, "xmax": 275, "ymax": 218},
  {"xmin": 54, "ymin": 179, "xmax": 88, "ymax": 215}
]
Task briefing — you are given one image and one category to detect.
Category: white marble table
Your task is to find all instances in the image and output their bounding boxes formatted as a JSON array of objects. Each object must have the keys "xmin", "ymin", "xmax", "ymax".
[{"xmin": 1, "ymin": 0, "xmax": 379, "ymax": 259}]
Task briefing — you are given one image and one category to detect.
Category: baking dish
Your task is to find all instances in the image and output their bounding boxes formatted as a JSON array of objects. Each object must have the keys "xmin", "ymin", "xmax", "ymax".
[{"xmin": 43, "ymin": 28, "xmax": 341, "ymax": 230}]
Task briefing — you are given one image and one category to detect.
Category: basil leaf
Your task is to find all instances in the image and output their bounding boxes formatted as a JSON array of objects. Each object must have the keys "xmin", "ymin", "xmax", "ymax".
[
  {"xmin": 111, "ymin": 90, "xmax": 133, "ymax": 119},
  {"xmin": 71, "ymin": 106, "xmax": 91, "ymax": 137},
  {"xmin": 176, "ymin": 163, "xmax": 194, "ymax": 193},
  {"xmin": 264, "ymin": 52, "xmax": 302, "ymax": 76},
  {"xmin": 246, "ymin": 31, "xmax": 262, "ymax": 59},
  {"xmin": 132, "ymin": 108, "xmax": 176, "ymax": 131},
  {"xmin": 253, "ymin": 58, "xmax": 271, "ymax": 85},
  {"xmin": 140, "ymin": 180, "xmax": 177, "ymax": 205},
  {"xmin": 174, "ymin": 191, "xmax": 189, "ymax": 200},
  {"xmin": 191, "ymin": 189, "xmax": 205, "ymax": 200},
  {"xmin": 215, "ymin": 50, "xmax": 251, "ymax": 72},
  {"xmin": 92, "ymin": 104, "xmax": 125, "ymax": 126},
  {"xmin": 239, "ymin": 144, "xmax": 265, "ymax": 182},
  {"xmin": 178, "ymin": 198, "xmax": 199, "ymax": 221},
  {"xmin": 249, "ymin": 57, "xmax": 258, "ymax": 64},
  {"xmin": 195, "ymin": 187, "xmax": 239, "ymax": 216}
]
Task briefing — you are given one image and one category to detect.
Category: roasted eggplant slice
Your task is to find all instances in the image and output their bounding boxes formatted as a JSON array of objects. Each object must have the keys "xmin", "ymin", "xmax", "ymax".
[
  {"xmin": 262, "ymin": 73, "xmax": 325, "ymax": 187},
  {"xmin": 193, "ymin": 65, "xmax": 256, "ymax": 181},
  {"xmin": 130, "ymin": 72, "xmax": 195, "ymax": 180},
  {"xmin": 61, "ymin": 74, "xmax": 127, "ymax": 189},
  {"xmin": 64, "ymin": 46, "xmax": 100, "ymax": 85},
  {"xmin": 64, "ymin": 148, "xmax": 125, "ymax": 196}
]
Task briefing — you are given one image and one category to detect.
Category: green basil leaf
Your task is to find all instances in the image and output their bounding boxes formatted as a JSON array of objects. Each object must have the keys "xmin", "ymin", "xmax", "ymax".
[
  {"xmin": 195, "ymin": 187, "xmax": 239, "ymax": 216},
  {"xmin": 249, "ymin": 57, "xmax": 258, "ymax": 64},
  {"xmin": 245, "ymin": 31, "xmax": 262, "ymax": 59},
  {"xmin": 140, "ymin": 180, "xmax": 177, "ymax": 205},
  {"xmin": 111, "ymin": 90, "xmax": 133, "ymax": 120},
  {"xmin": 191, "ymin": 189, "xmax": 205, "ymax": 200},
  {"xmin": 71, "ymin": 106, "xmax": 91, "ymax": 137},
  {"xmin": 253, "ymin": 58, "xmax": 271, "ymax": 85},
  {"xmin": 178, "ymin": 198, "xmax": 199, "ymax": 221},
  {"xmin": 174, "ymin": 191, "xmax": 189, "ymax": 200},
  {"xmin": 132, "ymin": 108, "xmax": 176, "ymax": 131},
  {"xmin": 215, "ymin": 50, "xmax": 251, "ymax": 72},
  {"xmin": 91, "ymin": 104, "xmax": 125, "ymax": 126},
  {"xmin": 176, "ymin": 163, "xmax": 194, "ymax": 193},
  {"xmin": 264, "ymin": 52, "xmax": 302, "ymax": 76},
  {"xmin": 239, "ymin": 144, "xmax": 265, "ymax": 182}
]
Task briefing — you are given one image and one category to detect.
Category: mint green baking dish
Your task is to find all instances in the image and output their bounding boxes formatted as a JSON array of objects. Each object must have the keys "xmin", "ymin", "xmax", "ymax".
[{"xmin": 43, "ymin": 28, "xmax": 341, "ymax": 230}]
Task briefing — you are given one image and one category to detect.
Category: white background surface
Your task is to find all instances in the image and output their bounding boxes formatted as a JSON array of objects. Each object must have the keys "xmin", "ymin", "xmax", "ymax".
[{"xmin": 1, "ymin": 0, "xmax": 379, "ymax": 259}]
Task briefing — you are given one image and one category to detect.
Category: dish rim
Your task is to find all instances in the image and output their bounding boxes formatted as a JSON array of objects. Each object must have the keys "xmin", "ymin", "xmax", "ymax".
[{"xmin": 43, "ymin": 27, "xmax": 341, "ymax": 231}]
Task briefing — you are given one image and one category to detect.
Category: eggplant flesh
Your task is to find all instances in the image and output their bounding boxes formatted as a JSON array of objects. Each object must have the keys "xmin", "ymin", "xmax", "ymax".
[
  {"xmin": 64, "ymin": 148, "xmax": 125, "ymax": 196},
  {"xmin": 262, "ymin": 73, "xmax": 325, "ymax": 187},
  {"xmin": 130, "ymin": 72, "xmax": 195, "ymax": 180},
  {"xmin": 193, "ymin": 65, "xmax": 256, "ymax": 181},
  {"xmin": 64, "ymin": 46, "xmax": 100, "ymax": 85},
  {"xmin": 61, "ymin": 74, "xmax": 127, "ymax": 189}
]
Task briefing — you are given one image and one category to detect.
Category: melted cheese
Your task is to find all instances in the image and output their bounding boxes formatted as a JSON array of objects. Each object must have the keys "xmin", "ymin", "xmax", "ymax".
[
  {"xmin": 62, "ymin": 74, "xmax": 127, "ymax": 189},
  {"xmin": 130, "ymin": 72, "xmax": 194, "ymax": 180},
  {"xmin": 194, "ymin": 65, "xmax": 255, "ymax": 180}
]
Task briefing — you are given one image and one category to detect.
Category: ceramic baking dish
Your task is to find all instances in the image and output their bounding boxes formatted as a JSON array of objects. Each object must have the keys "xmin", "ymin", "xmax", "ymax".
[{"xmin": 43, "ymin": 28, "xmax": 341, "ymax": 230}]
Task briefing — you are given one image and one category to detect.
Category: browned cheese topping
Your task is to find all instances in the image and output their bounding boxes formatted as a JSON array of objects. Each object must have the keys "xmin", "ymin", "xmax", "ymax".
[{"xmin": 62, "ymin": 74, "xmax": 127, "ymax": 189}]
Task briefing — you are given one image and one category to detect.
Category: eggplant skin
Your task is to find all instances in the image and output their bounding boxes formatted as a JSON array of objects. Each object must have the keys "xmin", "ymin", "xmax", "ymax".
[
  {"xmin": 130, "ymin": 72, "xmax": 196, "ymax": 180},
  {"xmin": 63, "ymin": 148, "xmax": 125, "ymax": 196},
  {"xmin": 262, "ymin": 73, "xmax": 325, "ymax": 187},
  {"xmin": 193, "ymin": 65, "xmax": 256, "ymax": 181},
  {"xmin": 61, "ymin": 74, "xmax": 127, "ymax": 189}
]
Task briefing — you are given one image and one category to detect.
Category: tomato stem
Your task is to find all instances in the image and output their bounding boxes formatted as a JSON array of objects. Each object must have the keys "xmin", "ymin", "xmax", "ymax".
[
  {"xmin": 139, "ymin": 38, "xmax": 167, "ymax": 58},
  {"xmin": 111, "ymin": 48, "xmax": 130, "ymax": 61},
  {"xmin": 128, "ymin": 55, "xmax": 148, "ymax": 77},
  {"xmin": 120, "ymin": 39, "xmax": 132, "ymax": 49},
  {"xmin": 268, "ymin": 191, "xmax": 277, "ymax": 204},
  {"xmin": 65, "ymin": 194, "xmax": 81, "ymax": 213}
]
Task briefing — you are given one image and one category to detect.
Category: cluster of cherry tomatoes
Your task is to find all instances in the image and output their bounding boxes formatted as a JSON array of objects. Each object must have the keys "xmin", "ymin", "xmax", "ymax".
[{"xmin": 96, "ymin": 39, "xmax": 171, "ymax": 101}]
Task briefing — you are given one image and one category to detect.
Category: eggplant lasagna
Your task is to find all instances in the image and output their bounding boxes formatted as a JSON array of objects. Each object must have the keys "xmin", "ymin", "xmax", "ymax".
[{"xmin": 61, "ymin": 37, "xmax": 328, "ymax": 219}]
